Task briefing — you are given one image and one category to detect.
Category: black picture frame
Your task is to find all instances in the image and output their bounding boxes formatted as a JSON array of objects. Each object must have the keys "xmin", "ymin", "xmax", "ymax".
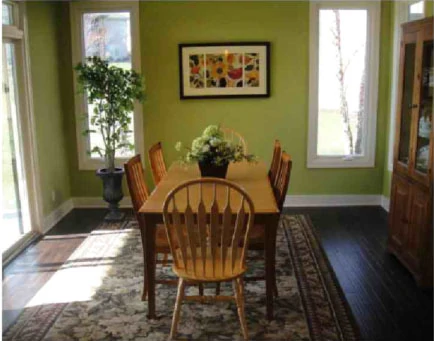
[{"xmin": 179, "ymin": 42, "xmax": 270, "ymax": 99}]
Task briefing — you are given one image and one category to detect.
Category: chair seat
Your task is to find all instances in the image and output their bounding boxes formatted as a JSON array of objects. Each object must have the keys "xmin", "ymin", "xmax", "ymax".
[{"xmin": 172, "ymin": 247, "xmax": 247, "ymax": 282}]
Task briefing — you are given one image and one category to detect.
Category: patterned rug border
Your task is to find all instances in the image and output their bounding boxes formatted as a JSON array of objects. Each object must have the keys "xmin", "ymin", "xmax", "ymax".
[
  {"xmin": 3, "ymin": 214, "xmax": 359, "ymax": 341},
  {"xmin": 283, "ymin": 215, "xmax": 360, "ymax": 341}
]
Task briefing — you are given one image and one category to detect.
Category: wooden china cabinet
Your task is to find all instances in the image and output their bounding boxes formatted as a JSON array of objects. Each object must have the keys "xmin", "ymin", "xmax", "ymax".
[{"xmin": 388, "ymin": 17, "xmax": 433, "ymax": 287}]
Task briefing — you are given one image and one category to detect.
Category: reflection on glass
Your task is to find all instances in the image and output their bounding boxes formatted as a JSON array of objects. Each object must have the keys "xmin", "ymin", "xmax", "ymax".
[
  {"xmin": 2, "ymin": 43, "xmax": 31, "ymax": 253},
  {"xmin": 2, "ymin": 3, "xmax": 13, "ymax": 25},
  {"xmin": 415, "ymin": 41, "xmax": 433, "ymax": 174},
  {"xmin": 82, "ymin": 12, "xmax": 134, "ymax": 159},
  {"xmin": 398, "ymin": 43, "xmax": 416, "ymax": 166},
  {"xmin": 317, "ymin": 9, "xmax": 367, "ymax": 157}
]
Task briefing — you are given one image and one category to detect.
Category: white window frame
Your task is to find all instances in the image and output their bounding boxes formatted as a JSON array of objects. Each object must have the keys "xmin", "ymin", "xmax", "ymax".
[
  {"xmin": 2, "ymin": 1, "xmax": 44, "ymax": 255},
  {"xmin": 70, "ymin": 1, "xmax": 144, "ymax": 170},
  {"xmin": 307, "ymin": 1, "xmax": 380, "ymax": 168},
  {"xmin": 387, "ymin": 1, "xmax": 426, "ymax": 171}
]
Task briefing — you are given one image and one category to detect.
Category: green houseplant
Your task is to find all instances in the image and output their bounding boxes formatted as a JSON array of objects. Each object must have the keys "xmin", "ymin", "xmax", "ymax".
[
  {"xmin": 75, "ymin": 56, "xmax": 144, "ymax": 220},
  {"xmin": 175, "ymin": 125, "xmax": 256, "ymax": 178}
]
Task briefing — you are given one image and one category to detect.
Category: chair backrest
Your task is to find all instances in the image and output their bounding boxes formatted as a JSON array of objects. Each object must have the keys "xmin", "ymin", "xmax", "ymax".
[
  {"xmin": 163, "ymin": 178, "xmax": 255, "ymax": 279},
  {"xmin": 124, "ymin": 155, "xmax": 149, "ymax": 215},
  {"xmin": 274, "ymin": 152, "xmax": 292, "ymax": 211},
  {"xmin": 221, "ymin": 127, "xmax": 248, "ymax": 153},
  {"xmin": 268, "ymin": 140, "xmax": 282, "ymax": 187},
  {"xmin": 148, "ymin": 142, "xmax": 167, "ymax": 186}
]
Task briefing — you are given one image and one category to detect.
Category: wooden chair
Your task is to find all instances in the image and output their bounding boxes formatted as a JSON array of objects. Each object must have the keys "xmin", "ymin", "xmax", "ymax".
[
  {"xmin": 268, "ymin": 140, "xmax": 282, "ymax": 187},
  {"xmin": 148, "ymin": 142, "xmax": 167, "ymax": 186},
  {"xmin": 272, "ymin": 152, "xmax": 292, "ymax": 211},
  {"xmin": 221, "ymin": 127, "xmax": 248, "ymax": 153},
  {"xmin": 163, "ymin": 178, "xmax": 255, "ymax": 340},
  {"xmin": 124, "ymin": 155, "xmax": 171, "ymax": 299},
  {"xmin": 248, "ymin": 151, "xmax": 292, "ymax": 297}
]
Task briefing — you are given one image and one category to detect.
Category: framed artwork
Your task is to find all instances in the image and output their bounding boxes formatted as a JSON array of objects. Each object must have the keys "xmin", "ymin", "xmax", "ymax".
[{"xmin": 179, "ymin": 42, "xmax": 270, "ymax": 99}]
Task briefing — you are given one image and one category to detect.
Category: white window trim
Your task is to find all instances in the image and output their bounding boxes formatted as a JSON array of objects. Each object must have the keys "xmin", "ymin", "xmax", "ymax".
[
  {"xmin": 307, "ymin": 1, "xmax": 380, "ymax": 168},
  {"xmin": 387, "ymin": 1, "xmax": 426, "ymax": 171},
  {"xmin": 70, "ymin": 1, "xmax": 144, "ymax": 171},
  {"xmin": 2, "ymin": 2, "xmax": 44, "ymax": 241}
]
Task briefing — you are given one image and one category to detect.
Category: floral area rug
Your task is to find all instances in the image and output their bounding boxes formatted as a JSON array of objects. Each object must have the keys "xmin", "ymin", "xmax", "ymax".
[{"xmin": 3, "ymin": 215, "xmax": 359, "ymax": 341}]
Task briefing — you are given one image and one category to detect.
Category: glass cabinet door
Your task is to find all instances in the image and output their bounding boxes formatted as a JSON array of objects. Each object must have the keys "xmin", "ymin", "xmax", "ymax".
[
  {"xmin": 414, "ymin": 40, "xmax": 433, "ymax": 176},
  {"xmin": 398, "ymin": 41, "xmax": 417, "ymax": 168}
]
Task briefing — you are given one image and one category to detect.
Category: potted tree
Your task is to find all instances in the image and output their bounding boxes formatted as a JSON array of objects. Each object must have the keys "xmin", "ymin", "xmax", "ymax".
[{"xmin": 75, "ymin": 56, "xmax": 144, "ymax": 221}]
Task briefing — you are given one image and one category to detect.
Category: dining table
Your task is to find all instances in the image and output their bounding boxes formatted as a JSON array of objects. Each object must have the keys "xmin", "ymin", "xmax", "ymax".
[{"xmin": 138, "ymin": 160, "xmax": 280, "ymax": 320}]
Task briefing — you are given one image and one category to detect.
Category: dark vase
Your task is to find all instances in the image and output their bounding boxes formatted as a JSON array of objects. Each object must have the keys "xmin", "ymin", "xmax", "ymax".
[
  {"xmin": 96, "ymin": 167, "xmax": 125, "ymax": 221},
  {"xmin": 198, "ymin": 161, "xmax": 229, "ymax": 178}
]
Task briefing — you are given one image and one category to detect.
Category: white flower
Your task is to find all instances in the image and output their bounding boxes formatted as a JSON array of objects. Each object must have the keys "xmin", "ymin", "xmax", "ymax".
[
  {"xmin": 175, "ymin": 141, "xmax": 182, "ymax": 151},
  {"xmin": 202, "ymin": 144, "xmax": 210, "ymax": 153},
  {"xmin": 192, "ymin": 137, "xmax": 204, "ymax": 152},
  {"xmin": 209, "ymin": 138, "xmax": 221, "ymax": 147}
]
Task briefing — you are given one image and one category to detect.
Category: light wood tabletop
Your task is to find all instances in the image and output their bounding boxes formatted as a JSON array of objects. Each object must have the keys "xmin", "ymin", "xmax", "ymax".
[{"xmin": 140, "ymin": 161, "xmax": 279, "ymax": 214}]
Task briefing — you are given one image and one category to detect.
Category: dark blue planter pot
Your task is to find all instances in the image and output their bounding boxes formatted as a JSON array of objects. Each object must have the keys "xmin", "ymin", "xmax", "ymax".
[{"xmin": 96, "ymin": 167, "xmax": 125, "ymax": 221}]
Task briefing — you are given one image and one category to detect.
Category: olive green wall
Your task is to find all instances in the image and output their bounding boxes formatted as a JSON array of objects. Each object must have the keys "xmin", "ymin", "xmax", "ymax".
[
  {"xmin": 27, "ymin": 2, "xmax": 71, "ymax": 216},
  {"xmin": 26, "ymin": 1, "xmax": 396, "ymax": 205},
  {"xmin": 62, "ymin": 1, "xmax": 394, "ymax": 198}
]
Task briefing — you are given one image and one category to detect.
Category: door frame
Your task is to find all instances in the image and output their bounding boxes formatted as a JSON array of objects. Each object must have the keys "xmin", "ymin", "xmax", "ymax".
[{"xmin": 2, "ymin": 2, "xmax": 43, "ymax": 264}]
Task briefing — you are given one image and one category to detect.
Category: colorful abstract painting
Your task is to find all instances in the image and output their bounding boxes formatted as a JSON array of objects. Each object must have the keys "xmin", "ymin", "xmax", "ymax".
[
  {"xmin": 189, "ymin": 54, "xmax": 205, "ymax": 88},
  {"xmin": 180, "ymin": 43, "xmax": 269, "ymax": 98},
  {"xmin": 244, "ymin": 53, "xmax": 260, "ymax": 87},
  {"xmin": 205, "ymin": 53, "xmax": 243, "ymax": 88}
]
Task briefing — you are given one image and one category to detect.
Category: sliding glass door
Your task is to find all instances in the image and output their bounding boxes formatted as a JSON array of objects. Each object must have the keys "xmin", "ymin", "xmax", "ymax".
[
  {"xmin": 2, "ymin": 1, "xmax": 41, "ymax": 260},
  {"xmin": 2, "ymin": 40, "xmax": 31, "ymax": 253}
]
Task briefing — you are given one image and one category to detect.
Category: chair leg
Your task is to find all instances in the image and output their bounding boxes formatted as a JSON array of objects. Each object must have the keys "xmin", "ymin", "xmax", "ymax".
[
  {"xmin": 199, "ymin": 283, "xmax": 204, "ymax": 296},
  {"xmin": 170, "ymin": 278, "xmax": 186, "ymax": 340},
  {"xmin": 216, "ymin": 282, "xmax": 221, "ymax": 295},
  {"xmin": 233, "ymin": 278, "xmax": 248, "ymax": 340}
]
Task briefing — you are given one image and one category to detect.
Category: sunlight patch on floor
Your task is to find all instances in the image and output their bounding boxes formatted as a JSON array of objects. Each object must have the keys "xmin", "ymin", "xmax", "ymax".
[{"xmin": 26, "ymin": 230, "xmax": 131, "ymax": 307}]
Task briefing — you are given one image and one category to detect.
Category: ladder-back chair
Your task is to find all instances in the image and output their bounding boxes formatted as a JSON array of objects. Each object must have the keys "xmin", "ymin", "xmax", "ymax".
[
  {"xmin": 268, "ymin": 139, "xmax": 282, "ymax": 187},
  {"xmin": 221, "ymin": 127, "xmax": 248, "ymax": 153},
  {"xmin": 248, "ymin": 151, "xmax": 292, "ymax": 297},
  {"xmin": 148, "ymin": 142, "xmax": 167, "ymax": 186},
  {"xmin": 124, "ymin": 155, "xmax": 171, "ymax": 299}
]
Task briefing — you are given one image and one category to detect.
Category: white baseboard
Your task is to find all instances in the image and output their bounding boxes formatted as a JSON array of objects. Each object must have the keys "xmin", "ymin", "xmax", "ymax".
[
  {"xmin": 381, "ymin": 195, "xmax": 390, "ymax": 212},
  {"xmin": 73, "ymin": 196, "xmax": 132, "ymax": 208},
  {"xmin": 284, "ymin": 194, "xmax": 383, "ymax": 207},
  {"xmin": 42, "ymin": 198, "xmax": 74, "ymax": 234}
]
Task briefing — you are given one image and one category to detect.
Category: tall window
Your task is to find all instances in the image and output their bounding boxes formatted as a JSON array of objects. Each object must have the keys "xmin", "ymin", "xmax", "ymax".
[
  {"xmin": 308, "ymin": 2, "xmax": 380, "ymax": 168},
  {"xmin": 70, "ymin": 2, "xmax": 142, "ymax": 170},
  {"xmin": 387, "ymin": 1, "xmax": 426, "ymax": 171}
]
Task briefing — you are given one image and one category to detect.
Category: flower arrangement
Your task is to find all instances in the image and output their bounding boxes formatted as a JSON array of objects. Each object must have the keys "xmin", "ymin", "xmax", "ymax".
[{"xmin": 175, "ymin": 125, "xmax": 256, "ymax": 178}]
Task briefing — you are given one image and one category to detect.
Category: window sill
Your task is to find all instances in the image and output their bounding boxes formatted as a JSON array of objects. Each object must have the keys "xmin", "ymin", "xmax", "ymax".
[{"xmin": 307, "ymin": 156, "xmax": 375, "ymax": 169}]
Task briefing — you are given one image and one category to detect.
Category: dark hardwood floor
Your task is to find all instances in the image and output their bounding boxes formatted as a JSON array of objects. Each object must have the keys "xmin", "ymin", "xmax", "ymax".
[
  {"xmin": 285, "ymin": 206, "xmax": 433, "ymax": 341},
  {"xmin": 3, "ymin": 206, "xmax": 433, "ymax": 340}
]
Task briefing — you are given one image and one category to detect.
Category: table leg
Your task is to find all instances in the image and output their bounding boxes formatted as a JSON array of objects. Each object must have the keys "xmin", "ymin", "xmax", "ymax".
[
  {"xmin": 141, "ymin": 214, "xmax": 157, "ymax": 319},
  {"xmin": 264, "ymin": 213, "xmax": 279, "ymax": 321}
]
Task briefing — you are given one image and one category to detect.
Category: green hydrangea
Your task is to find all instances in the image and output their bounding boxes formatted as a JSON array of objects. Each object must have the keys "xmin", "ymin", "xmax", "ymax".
[{"xmin": 203, "ymin": 125, "xmax": 223, "ymax": 139}]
